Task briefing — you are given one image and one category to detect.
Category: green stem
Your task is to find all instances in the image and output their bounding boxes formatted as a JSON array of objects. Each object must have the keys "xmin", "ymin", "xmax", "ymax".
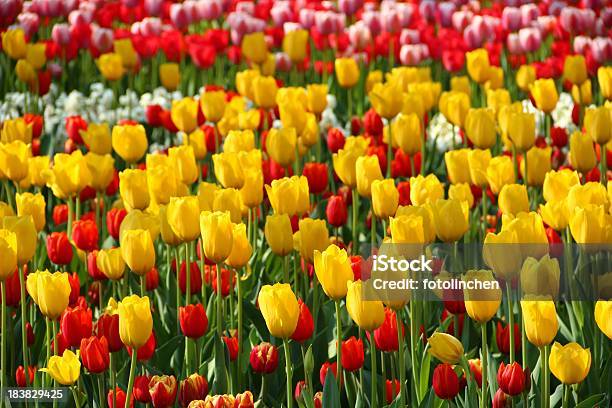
[
  {"xmin": 481, "ymin": 188, "xmax": 488, "ymax": 240},
  {"xmin": 409, "ymin": 301, "xmax": 420, "ymax": 403},
  {"xmin": 185, "ymin": 243, "xmax": 191, "ymax": 304},
  {"xmin": 109, "ymin": 353, "xmax": 117, "ymax": 408},
  {"xmin": 600, "ymin": 143, "xmax": 607, "ymax": 187},
  {"xmin": 481, "ymin": 323, "xmax": 488, "ymax": 408},
  {"xmin": 97, "ymin": 375, "xmax": 105, "ymax": 408},
  {"xmin": 283, "ymin": 255, "xmax": 289, "ymax": 284},
  {"xmin": 283, "ymin": 339, "xmax": 293, "ymax": 408},
  {"xmin": 1, "ymin": 282, "xmax": 6, "ymax": 398},
  {"xmin": 67, "ymin": 197, "xmax": 74, "ymax": 240},
  {"xmin": 347, "ymin": 87, "xmax": 353, "ymax": 124},
  {"xmin": 237, "ymin": 268, "xmax": 243, "ymax": 391},
  {"xmin": 369, "ymin": 331, "xmax": 378, "ymax": 407},
  {"xmin": 140, "ymin": 275, "xmax": 145, "ymax": 297},
  {"xmin": 335, "ymin": 301, "xmax": 343, "ymax": 396},
  {"xmin": 511, "ymin": 145, "xmax": 519, "ymax": 182},
  {"xmin": 124, "ymin": 350, "xmax": 138, "ymax": 408},
  {"xmin": 18, "ymin": 265, "xmax": 29, "ymax": 386},
  {"xmin": 352, "ymin": 189, "xmax": 359, "ymax": 255},
  {"xmin": 506, "ymin": 284, "xmax": 515, "ymax": 363},
  {"xmin": 216, "ymin": 263, "xmax": 223, "ymax": 336},
  {"xmin": 175, "ymin": 247, "xmax": 181, "ymax": 335},
  {"xmin": 562, "ymin": 384, "xmax": 570, "ymax": 408},
  {"xmin": 371, "ymin": 214, "xmax": 376, "ymax": 249},
  {"xmin": 71, "ymin": 386, "xmax": 80, "ymax": 408},
  {"xmin": 396, "ymin": 310, "xmax": 406, "ymax": 407},
  {"xmin": 387, "ymin": 122, "xmax": 393, "ymax": 178}
]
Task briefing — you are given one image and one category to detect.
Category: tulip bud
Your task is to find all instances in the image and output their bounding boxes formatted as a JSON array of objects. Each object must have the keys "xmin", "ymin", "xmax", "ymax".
[
  {"xmin": 497, "ymin": 362, "xmax": 527, "ymax": 396},
  {"xmin": 80, "ymin": 336, "xmax": 110, "ymax": 373},
  {"xmin": 340, "ymin": 337, "xmax": 364, "ymax": 372},
  {"xmin": 178, "ymin": 374, "xmax": 208, "ymax": 408},
  {"xmin": 148, "ymin": 375, "xmax": 177, "ymax": 408},
  {"xmin": 223, "ymin": 334, "xmax": 239, "ymax": 361},
  {"xmin": 46, "ymin": 232, "xmax": 73, "ymax": 266},
  {"xmin": 319, "ymin": 362, "xmax": 338, "ymax": 386},
  {"xmin": 60, "ymin": 306, "xmax": 93, "ymax": 348},
  {"xmin": 250, "ymin": 342, "xmax": 279, "ymax": 374},
  {"xmin": 134, "ymin": 375, "xmax": 152, "ymax": 403},
  {"xmin": 179, "ymin": 304, "xmax": 208, "ymax": 339},
  {"xmin": 290, "ymin": 299, "xmax": 314, "ymax": 342},
  {"xmin": 107, "ymin": 387, "xmax": 132, "ymax": 408},
  {"xmin": 96, "ymin": 312, "xmax": 122, "ymax": 353},
  {"xmin": 326, "ymin": 195, "xmax": 348, "ymax": 227},
  {"xmin": 433, "ymin": 363, "xmax": 460, "ymax": 400},
  {"xmin": 549, "ymin": 342, "xmax": 591, "ymax": 385},
  {"xmin": 72, "ymin": 219, "xmax": 99, "ymax": 252},
  {"xmin": 15, "ymin": 365, "xmax": 35, "ymax": 387},
  {"xmin": 178, "ymin": 261, "xmax": 202, "ymax": 295},
  {"xmin": 373, "ymin": 309, "xmax": 401, "ymax": 352},
  {"xmin": 496, "ymin": 322, "xmax": 521, "ymax": 356}
]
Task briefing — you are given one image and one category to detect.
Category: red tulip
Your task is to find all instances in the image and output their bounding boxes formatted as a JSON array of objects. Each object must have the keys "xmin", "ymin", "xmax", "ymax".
[
  {"xmin": 61, "ymin": 306, "xmax": 93, "ymax": 347},
  {"xmin": 149, "ymin": 375, "xmax": 177, "ymax": 408},
  {"xmin": 397, "ymin": 181, "xmax": 411, "ymax": 206},
  {"xmin": 493, "ymin": 388, "xmax": 511, "ymax": 408},
  {"xmin": 1, "ymin": 268, "xmax": 22, "ymax": 307},
  {"xmin": 341, "ymin": 337, "xmax": 364, "ymax": 372},
  {"xmin": 146, "ymin": 104, "xmax": 164, "ymax": 127},
  {"xmin": 364, "ymin": 108, "xmax": 383, "ymax": 137},
  {"xmin": 87, "ymin": 282, "xmax": 100, "ymax": 308},
  {"xmin": 46, "ymin": 232, "xmax": 73, "ymax": 265},
  {"xmin": 25, "ymin": 322, "xmax": 35, "ymax": 346},
  {"xmin": 235, "ymin": 391, "xmax": 255, "ymax": 408},
  {"xmin": 23, "ymin": 113, "xmax": 43, "ymax": 139},
  {"xmin": 53, "ymin": 204, "xmax": 69, "ymax": 226},
  {"xmin": 80, "ymin": 336, "xmax": 110, "ymax": 373},
  {"xmin": 178, "ymin": 373, "xmax": 208, "ymax": 408},
  {"xmin": 145, "ymin": 266, "xmax": 159, "ymax": 291},
  {"xmin": 223, "ymin": 334, "xmax": 239, "ymax": 361},
  {"xmin": 496, "ymin": 322, "xmax": 521, "ymax": 356},
  {"xmin": 469, "ymin": 358, "xmax": 483, "ymax": 388},
  {"xmin": 385, "ymin": 379, "xmax": 400, "ymax": 404},
  {"xmin": 207, "ymin": 265, "xmax": 235, "ymax": 297},
  {"xmin": 442, "ymin": 287, "xmax": 466, "ymax": 315},
  {"xmin": 302, "ymin": 162, "xmax": 329, "ymax": 194},
  {"xmin": 96, "ymin": 313, "xmax": 122, "ymax": 353},
  {"xmin": 15, "ymin": 365, "xmax": 35, "ymax": 387},
  {"xmin": 179, "ymin": 304, "xmax": 208, "ymax": 339},
  {"xmin": 65, "ymin": 115, "xmax": 87, "ymax": 145},
  {"xmin": 67, "ymin": 272, "xmax": 80, "ymax": 306},
  {"xmin": 179, "ymin": 261, "xmax": 202, "ymax": 295},
  {"xmin": 106, "ymin": 208, "xmax": 127, "ymax": 240},
  {"xmin": 319, "ymin": 362, "xmax": 338, "ymax": 386},
  {"xmin": 326, "ymin": 195, "xmax": 348, "ymax": 227},
  {"xmin": 442, "ymin": 309, "xmax": 465, "ymax": 337},
  {"xmin": 290, "ymin": 299, "xmax": 314, "ymax": 342},
  {"xmin": 52, "ymin": 330, "xmax": 69, "ymax": 356},
  {"xmin": 327, "ymin": 127, "xmax": 345, "ymax": 153},
  {"xmin": 250, "ymin": 342, "xmax": 279, "ymax": 374},
  {"xmin": 497, "ymin": 362, "xmax": 528, "ymax": 396},
  {"xmin": 433, "ymin": 363, "xmax": 460, "ymax": 400},
  {"xmin": 128, "ymin": 332, "xmax": 156, "ymax": 362},
  {"xmin": 107, "ymin": 387, "xmax": 133, "ymax": 408},
  {"xmin": 72, "ymin": 219, "xmax": 99, "ymax": 252},
  {"xmin": 373, "ymin": 309, "xmax": 402, "ymax": 352},
  {"xmin": 134, "ymin": 375, "xmax": 152, "ymax": 403}
]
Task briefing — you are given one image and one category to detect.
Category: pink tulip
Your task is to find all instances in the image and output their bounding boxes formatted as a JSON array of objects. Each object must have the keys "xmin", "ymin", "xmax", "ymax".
[
  {"xmin": 572, "ymin": 36, "xmax": 591, "ymax": 55},
  {"xmin": 463, "ymin": 24, "xmax": 485, "ymax": 50},
  {"xmin": 139, "ymin": 17, "xmax": 163, "ymax": 37},
  {"xmin": 183, "ymin": 1, "xmax": 200, "ymax": 23},
  {"xmin": 91, "ymin": 26, "xmax": 114, "ymax": 53},
  {"xmin": 591, "ymin": 37, "xmax": 612, "ymax": 64},
  {"xmin": 560, "ymin": 8, "xmax": 582, "ymax": 34},
  {"xmin": 362, "ymin": 11, "xmax": 382, "ymax": 36},
  {"xmin": 548, "ymin": 1, "xmax": 567, "ymax": 17},
  {"xmin": 170, "ymin": 4, "xmax": 190, "ymax": 30},
  {"xmin": 144, "ymin": 0, "xmax": 164, "ymax": 16},
  {"xmin": 52, "ymin": 23, "xmax": 72, "ymax": 46},
  {"xmin": 68, "ymin": 10, "xmax": 93, "ymax": 26},
  {"xmin": 275, "ymin": 52, "xmax": 292, "ymax": 72},
  {"xmin": 520, "ymin": 4, "xmax": 539, "ymax": 26},
  {"xmin": 270, "ymin": 3, "xmax": 292, "ymax": 27},
  {"xmin": 506, "ymin": 33, "xmax": 523, "ymax": 55},
  {"xmin": 419, "ymin": 0, "xmax": 437, "ymax": 23},
  {"xmin": 518, "ymin": 27, "xmax": 542, "ymax": 53},
  {"xmin": 315, "ymin": 11, "xmax": 339, "ymax": 35},
  {"xmin": 17, "ymin": 13, "xmax": 41, "ymax": 39},
  {"xmin": 197, "ymin": 0, "xmax": 223, "ymax": 21},
  {"xmin": 0, "ymin": 0, "xmax": 21, "ymax": 23},
  {"xmin": 348, "ymin": 22, "xmax": 372, "ymax": 50},
  {"xmin": 452, "ymin": 10, "xmax": 473, "ymax": 32},
  {"xmin": 298, "ymin": 9, "xmax": 316, "ymax": 29},
  {"xmin": 37, "ymin": 0, "xmax": 64, "ymax": 18},
  {"xmin": 399, "ymin": 44, "xmax": 429, "ymax": 66},
  {"xmin": 399, "ymin": 29, "xmax": 419, "ymax": 46},
  {"xmin": 381, "ymin": 10, "xmax": 401, "ymax": 34},
  {"xmin": 501, "ymin": 7, "xmax": 522, "ymax": 32},
  {"xmin": 62, "ymin": 0, "xmax": 78, "ymax": 15},
  {"xmin": 396, "ymin": 4, "xmax": 414, "ymax": 28},
  {"xmin": 338, "ymin": 0, "xmax": 363, "ymax": 16},
  {"xmin": 48, "ymin": 62, "xmax": 63, "ymax": 78},
  {"xmin": 437, "ymin": 2, "xmax": 456, "ymax": 28}
]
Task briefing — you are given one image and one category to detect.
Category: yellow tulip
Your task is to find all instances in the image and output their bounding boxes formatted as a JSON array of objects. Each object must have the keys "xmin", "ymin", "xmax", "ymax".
[
  {"xmin": 96, "ymin": 53, "xmax": 124, "ymax": 81},
  {"xmin": 356, "ymin": 155, "xmax": 383, "ymax": 197},
  {"xmin": 238, "ymin": 109, "xmax": 261, "ymax": 131},
  {"xmin": 408, "ymin": 82, "xmax": 441, "ymax": 112},
  {"xmin": 569, "ymin": 131, "xmax": 597, "ymax": 173},
  {"xmin": 159, "ymin": 62, "xmax": 180, "ymax": 91},
  {"xmin": 266, "ymin": 127, "xmax": 297, "ymax": 167},
  {"xmin": 2, "ymin": 215, "xmax": 37, "ymax": 265},
  {"xmin": 483, "ymin": 228, "xmax": 523, "ymax": 281},
  {"xmin": 507, "ymin": 111, "xmax": 536, "ymax": 151},
  {"xmin": 254, "ymin": 52, "xmax": 276, "ymax": 76},
  {"xmin": 520, "ymin": 297, "xmax": 559, "ymax": 347},
  {"xmin": 146, "ymin": 165, "xmax": 177, "ymax": 206},
  {"xmin": 79, "ymin": 123, "xmax": 112, "ymax": 155},
  {"xmin": 111, "ymin": 124, "xmax": 148, "ymax": 163},
  {"xmin": 366, "ymin": 70, "xmax": 383, "ymax": 93},
  {"xmin": 394, "ymin": 206, "xmax": 435, "ymax": 243},
  {"xmin": 543, "ymin": 169, "xmax": 580, "ymax": 203},
  {"xmin": 1, "ymin": 118, "xmax": 32, "ymax": 144},
  {"xmin": 498, "ymin": 184, "xmax": 529, "ymax": 216},
  {"xmin": 449, "ymin": 183, "xmax": 474, "ymax": 208},
  {"xmin": 314, "ymin": 245, "xmax": 354, "ymax": 300},
  {"xmin": 549, "ymin": 342, "xmax": 591, "ymax": 385},
  {"xmin": 118, "ymin": 210, "xmax": 160, "ymax": 242},
  {"xmin": 167, "ymin": 196, "xmax": 200, "ymax": 242},
  {"xmin": 97, "ymin": 248, "xmax": 126, "ymax": 281},
  {"xmin": 158, "ymin": 205, "xmax": 181, "ymax": 247},
  {"xmin": 200, "ymin": 211, "xmax": 233, "ymax": 264},
  {"xmin": 467, "ymin": 149, "xmax": 491, "ymax": 186},
  {"xmin": 265, "ymin": 214, "xmax": 294, "ymax": 257},
  {"xmin": 343, "ymin": 136, "xmax": 370, "ymax": 154},
  {"xmin": 335, "ymin": 58, "xmax": 359, "ymax": 88},
  {"xmin": 569, "ymin": 204, "xmax": 609, "ymax": 246},
  {"xmin": 258, "ymin": 283, "xmax": 299, "ymax": 338},
  {"xmin": 369, "ymin": 82, "xmax": 402, "ymax": 119},
  {"xmin": 120, "ymin": 229, "xmax": 155, "ymax": 275},
  {"xmin": 0, "ymin": 229, "xmax": 17, "ymax": 281},
  {"xmin": 306, "ymin": 84, "xmax": 328, "ymax": 115},
  {"xmin": 584, "ymin": 106, "xmax": 611, "ymax": 145},
  {"xmin": 444, "ymin": 149, "xmax": 471, "ymax": 184},
  {"xmin": 226, "ymin": 223, "xmax": 252, "ymax": 269},
  {"xmin": 486, "ymin": 156, "xmax": 515, "ymax": 194},
  {"xmin": 119, "ymin": 169, "xmax": 150, "ymax": 211},
  {"xmin": 466, "ymin": 48, "xmax": 491, "ymax": 84},
  {"xmin": 196, "ymin": 182, "xmax": 219, "ymax": 212},
  {"xmin": 520, "ymin": 254, "xmax": 560, "ymax": 298},
  {"xmin": 0, "ymin": 140, "xmax": 30, "ymax": 182},
  {"xmin": 439, "ymin": 91, "xmax": 470, "ymax": 128},
  {"xmin": 346, "ymin": 280, "xmax": 385, "ymax": 331},
  {"xmin": 409, "ymin": 174, "xmax": 444, "ymax": 206},
  {"xmin": 171, "ymin": 98, "xmax": 199, "ymax": 133},
  {"xmin": 431, "ymin": 198, "xmax": 469, "ymax": 242},
  {"xmin": 212, "ymin": 188, "xmax": 243, "ymax": 224},
  {"xmin": 27, "ymin": 156, "xmax": 49, "ymax": 187},
  {"xmin": 594, "ymin": 300, "xmax": 612, "ymax": 339},
  {"xmin": 200, "ymin": 91, "xmax": 227, "ymax": 123},
  {"xmin": 502, "ymin": 211, "xmax": 549, "ymax": 261},
  {"xmin": 530, "ymin": 79, "xmax": 559, "ymax": 113},
  {"xmin": 118, "ymin": 295, "xmax": 153, "ymax": 349},
  {"xmin": 521, "ymin": 146, "xmax": 551, "ymax": 186},
  {"xmin": 42, "ymin": 151, "xmax": 90, "ymax": 199},
  {"xmin": 427, "ymin": 332, "xmax": 464, "ymax": 364},
  {"xmin": 390, "ymin": 214, "xmax": 425, "ymax": 244},
  {"xmin": 15, "ymin": 192, "xmax": 45, "ymax": 232},
  {"xmin": 539, "ymin": 200, "xmax": 570, "ymax": 231},
  {"xmin": 40, "ymin": 350, "xmax": 81, "ymax": 385},
  {"xmin": 295, "ymin": 218, "xmax": 329, "ymax": 264},
  {"xmin": 332, "ymin": 148, "xmax": 361, "ymax": 188},
  {"xmin": 563, "ymin": 55, "xmax": 587, "ymax": 85},
  {"xmin": 266, "ymin": 176, "xmax": 309, "ymax": 216},
  {"xmin": 15, "ymin": 59, "xmax": 36, "ymax": 85},
  {"xmin": 450, "ymin": 76, "xmax": 470, "ymax": 96},
  {"xmin": 463, "ymin": 269, "xmax": 502, "ymax": 323},
  {"xmin": 169, "ymin": 145, "xmax": 198, "ymax": 186},
  {"xmin": 113, "ymin": 38, "xmax": 137, "ymax": 69},
  {"xmin": 252, "ymin": 76, "xmax": 278, "ymax": 110},
  {"xmin": 598, "ymin": 66, "xmax": 612, "ymax": 100},
  {"xmin": 240, "ymin": 170, "xmax": 263, "ymax": 208},
  {"xmin": 567, "ymin": 182, "xmax": 609, "ymax": 213},
  {"xmin": 241, "ymin": 32, "xmax": 268, "ymax": 64},
  {"xmin": 571, "ymin": 80, "xmax": 592, "ymax": 105},
  {"xmin": 464, "ymin": 108, "xmax": 496, "ymax": 149},
  {"xmin": 213, "ymin": 152, "xmax": 245, "ymax": 189},
  {"xmin": 0, "ymin": 202, "xmax": 14, "ymax": 219},
  {"xmin": 279, "ymin": 103, "xmax": 307, "ymax": 134},
  {"xmin": 235, "ymin": 69, "xmax": 260, "ymax": 101},
  {"xmin": 486, "ymin": 89, "xmax": 511, "ymax": 117},
  {"xmin": 1, "ymin": 28, "xmax": 27, "ymax": 59},
  {"xmin": 371, "ymin": 179, "xmax": 399, "ymax": 219},
  {"xmin": 282, "ymin": 29, "xmax": 309, "ymax": 63},
  {"xmin": 391, "ymin": 113, "xmax": 421, "ymax": 155},
  {"xmin": 85, "ymin": 153, "xmax": 115, "ymax": 192},
  {"xmin": 401, "ymin": 92, "xmax": 425, "ymax": 119},
  {"xmin": 516, "ymin": 65, "xmax": 536, "ymax": 92},
  {"xmin": 36, "ymin": 271, "xmax": 71, "ymax": 320}
]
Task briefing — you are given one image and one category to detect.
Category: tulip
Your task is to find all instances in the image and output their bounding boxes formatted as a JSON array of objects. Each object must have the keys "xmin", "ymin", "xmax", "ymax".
[
  {"xmin": 390, "ymin": 214, "xmax": 426, "ymax": 246},
  {"xmin": 171, "ymin": 98, "xmax": 199, "ymax": 134},
  {"xmin": 264, "ymin": 214, "xmax": 293, "ymax": 257},
  {"xmin": 431, "ymin": 199, "xmax": 469, "ymax": 242},
  {"xmin": 497, "ymin": 362, "xmax": 528, "ymax": 396},
  {"xmin": 409, "ymin": 174, "xmax": 444, "ymax": 206},
  {"xmin": 295, "ymin": 218, "xmax": 329, "ymax": 264},
  {"xmin": 463, "ymin": 269, "xmax": 502, "ymax": 323},
  {"xmin": 390, "ymin": 113, "xmax": 421, "ymax": 156},
  {"xmin": 569, "ymin": 204, "xmax": 609, "ymax": 246},
  {"xmin": 199, "ymin": 211, "xmax": 233, "ymax": 264},
  {"xmin": 241, "ymin": 32, "xmax": 267, "ymax": 64},
  {"xmin": 33, "ymin": 271, "xmax": 71, "ymax": 320},
  {"xmin": 96, "ymin": 312, "xmax": 122, "ymax": 353},
  {"xmin": 584, "ymin": 107, "xmax": 611, "ymax": 145},
  {"xmin": 149, "ymin": 375, "xmax": 178, "ymax": 408},
  {"xmin": 111, "ymin": 124, "xmax": 148, "ymax": 163},
  {"xmin": 15, "ymin": 59, "xmax": 36, "ymax": 85},
  {"xmin": 258, "ymin": 283, "xmax": 299, "ymax": 338},
  {"xmin": 598, "ymin": 66, "xmax": 612, "ymax": 100},
  {"xmin": 167, "ymin": 196, "xmax": 200, "ymax": 243},
  {"xmin": 444, "ymin": 149, "xmax": 471, "ymax": 185},
  {"xmin": 507, "ymin": 111, "xmax": 536, "ymax": 152},
  {"xmin": 567, "ymin": 183, "xmax": 608, "ymax": 213},
  {"xmin": 486, "ymin": 156, "xmax": 515, "ymax": 194},
  {"xmin": 159, "ymin": 63, "xmax": 180, "ymax": 91},
  {"xmin": 563, "ymin": 55, "xmax": 587, "ymax": 85},
  {"xmin": 594, "ymin": 301, "xmax": 611, "ymax": 339},
  {"xmin": 107, "ymin": 387, "xmax": 131, "ymax": 408},
  {"xmin": 291, "ymin": 299, "xmax": 314, "ymax": 343},
  {"xmin": 466, "ymin": 48, "xmax": 491, "ymax": 84},
  {"xmin": 498, "ymin": 184, "xmax": 529, "ymax": 216},
  {"xmin": 486, "ymin": 89, "xmax": 511, "ymax": 117},
  {"xmin": 427, "ymin": 332, "xmax": 464, "ymax": 364},
  {"xmin": 332, "ymin": 148, "xmax": 361, "ymax": 188},
  {"xmin": 15, "ymin": 192, "xmax": 45, "ymax": 232},
  {"xmin": 224, "ymin": 130, "xmax": 255, "ymax": 154},
  {"xmin": 169, "ymin": 145, "xmax": 198, "ymax": 185},
  {"xmin": 0, "ymin": 229, "xmax": 17, "ymax": 280},
  {"xmin": 571, "ymin": 80, "xmax": 592, "ymax": 106},
  {"xmin": 314, "ymin": 245, "xmax": 354, "ymax": 300},
  {"xmin": 346, "ymin": 280, "xmax": 385, "ymax": 331},
  {"xmin": 250, "ymin": 342, "xmax": 279, "ymax": 374},
  {"xmin": 539, "ymin": 200, "xmax": 570, "ymax": 231},
  {"xmin": 249, "ymin": 76, "xmax": 278, "ymax": 110},
  {"xmin": 72, "ymin": 219, "xmax": 99, "ymax": 252},
  {"xmin": 113, "ymin": 38, "xmax": 137, "ymax": 70},
  {"xmin": 326, "ymin": 195, "xmax": 348, "ymax": 228},
  {"xmin": 226, "ymin": 223, "xmax": 252, "ymax": 269},
  {"xmin": 266, "ymin": 127, "xmax": 297, "ymax": 168},
  {"xmin": 1, "ymin": 117, "xmax": 32, "ymax": 144},
  {"xmin": 516, "ymin": 65, "xmax": 536, "ymax": 92},
  {"xmin": 530, "ymin": 79, "xmax": 558, "ymax": 114},
  {"xmin": 0, "ymin": 140, "xmax": 31, "ymax": 182},
  {"xmin": 543, "ymin": 169, "xmax": 580, "ymax": 203},
  {"xmin": 40, "ymin": 349, "xmax": 81, "ymax": 385},
  {"xmin": 178, "ymin": 374, "xmax": 208, "ymax": 408},
  {"xmin": 335, "ymin": 58, "xmax": 360, "ymax": 88},
  {"xmin": 433, "ymin": 364, "xmax": 460, "ymax": 400},
  {"xmin": 85, "ymin": 153, "xmax": 115, "ymax": 192},
  {"xmin": 520, "ymin": 254, "xmax": 560, "ymax": 299},
  {"xmin": 120, "ymin": 229, "xmax": 156, "ymax": 276},
  {"xmin": 521, "ymin": 298, "xmax": 558, "ymax": 347},
  {"xmin": 306, "ymin": 84, "xmax": 328, "ymax": 115},
  {"xmin": 27, "ymin": 156, "xmax": 50, "ymax": 187},
  {"xmin": 439, "ymin": 91, "xmax": 470, "ymax": 128},
  {"xmin": 179, "ymin": 303, "xmax": 208, "ymax": 339},
  {"xmin": 266, "ymin": 176, "xmax": 309, "ymax": 217},
  {"xmin": 120, "ymin": 169, "xmax": 150, "ymax": 211},
  {"xmin": 341, "ymin": 337, "xmax": 364, "ymax": 372},
  {"xmin": 15, "ymin": 366, "xmax": 36, "ymax": 388},
  {"xmin": 465, "ymin": 108, "xmax": 496, "ymax": 149},
  {"xmin": 2, "ymin": 215, "xmax": 37, "ymax": 265},
  {"xmin": 369, "ymin": 82, "xmax": 402, "ymax": 119},
  {"xmin": 283, "ymin": 29, "xmax": 308, "ymax": 63},
  {"xmin": 466, "ymin": 149, "xmax": 491, "ymax": 187},
  {"xmin": 356, "ymin": 155, "xmax": 383, "ymax": 197},
  {"xmin": 118, "ymin": 295, "xmax": 153, "ymax": 350},
  {"xmin": 200, "ymin": 91, "xmax": 227, "ymax": 123},
  {"xmin": 1, "ymin": 28, "xmax": 27, "ymax": 59},
  {"xmin": 80, "ymin": 336, "xmax": 110, "ymax": 373},
  {"xmin": 522, "ymin": 146, "xmax": 552, "ymax": 186},
  {"xmin": 134, "ymin": 375, "xmax": 152, "ymax": 403},
  {"xmin": 371, "ymin": 179, "xmax": 400, "ymax": 219},
  {"xmin": 548, "ymin": 342, "xmax": 591, "ymax": 386},
  {"xmin": 97, "ymin": 53, "xmax": 124, "ymax": 81},
  {"xmin": 212, "ymin": 152, "xmax": 245, "ymax": 189}
]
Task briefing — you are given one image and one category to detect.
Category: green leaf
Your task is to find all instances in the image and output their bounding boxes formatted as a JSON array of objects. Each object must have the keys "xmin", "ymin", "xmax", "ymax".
[
  {"xmin": 322, "ymin": 370, "xmax": 340, "ymax": 408},
  {"xmin": 550, "ymin": 384, "xmax": 564, "ymax": 408},
  {"xmin": 213, "ymin": 334, "xmax": 228, "ymax": 394},
  {"xmin": 304, "ymin": 345, "xmax": 314, "ymax": 377},
  {"xmin": 418, "ymin": 349, "xmax": 431, "ymax": 402},
  {"xmin": 574, "ymin": 393, "xmax": 608, "ymax": 408}
]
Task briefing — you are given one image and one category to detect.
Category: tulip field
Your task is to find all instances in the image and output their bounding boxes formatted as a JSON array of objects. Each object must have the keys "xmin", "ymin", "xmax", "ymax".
[{"xmin": 1, "ymin": 0, "xmax": 612, "ymax": 407}]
